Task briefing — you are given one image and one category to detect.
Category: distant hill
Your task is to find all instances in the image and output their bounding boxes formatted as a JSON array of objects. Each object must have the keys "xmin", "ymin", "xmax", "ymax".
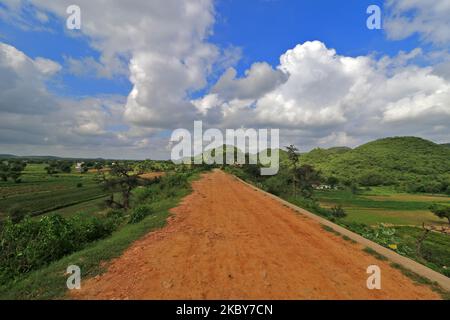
[
  {"xmin": 296, "ymin": 146, "xmax": 351, "ymax": 166},
  {"xmin": 0, "ymin": 154, "xmax": 108, "ymax": 161},
  {"xmin": 301, "ymin": 137, "xmax": 450, "ymax": 192},
  {"xmin": 0, "ymin": 154, "xmax": 20, "ymax": 159},
  {"xmin": 441, "ymin": 143, "xmax": 450, "ymax": 148}
]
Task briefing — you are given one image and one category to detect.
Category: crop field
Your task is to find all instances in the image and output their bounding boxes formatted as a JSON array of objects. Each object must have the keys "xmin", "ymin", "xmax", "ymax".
[
  {"xmin": 313, "ymin": 187, "xmax": 450, "ymax": 276},
  {"xmin": 0, "ymin": 164, "xmax": 108, "ymax": 220},
  {"xmin": 316, "ymin": 187, "xmax": 450, "ymax": 226}
]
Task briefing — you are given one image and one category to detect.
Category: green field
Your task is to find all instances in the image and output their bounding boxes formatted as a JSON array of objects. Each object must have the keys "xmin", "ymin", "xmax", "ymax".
[
  {"xmin": 313, "ymin": 187, "xmax": 450, "ymax": 277},
  {"xmin": 315, "ymin": 187, "xmax": 450, "ymax": 226},
  {"xmin": 0, "ymin": 164, "xmax": 108, "ymax": 220}
]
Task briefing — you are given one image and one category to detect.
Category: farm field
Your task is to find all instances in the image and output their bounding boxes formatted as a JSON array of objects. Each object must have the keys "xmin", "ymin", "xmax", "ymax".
[
  {"xmin": 315, "ymin": 187, "xmax": 450, "ymax": 226},
  {"xmin": 314, "ymin": 187, "xmax": 450, "ymax": 276},
  {"xmin": 0, "ymin": 164, "xmax": 108, "ymax": 220}
]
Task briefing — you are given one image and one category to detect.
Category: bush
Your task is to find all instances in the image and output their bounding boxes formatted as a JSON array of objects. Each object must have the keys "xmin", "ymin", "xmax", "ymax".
[
  {"xmin": 330, "ymin": 205, "xmax": 347, "ymax": 218},
  {"xmin": 129, "ymin": 205, "xmax": 153, "ymax": 224},
  {"xmin": 7, "ymin": 205, "xmax": 28, "ymax": 223},
  {"xmin": 429, "ymin": 204, "xmax": 450, "ymax": 224},
  {"xmin": 263, "ymin": 172, "xmax": 290, "ymax": 196},
  {"xmin": 76, "ymin": 183, "xmax": 83, "ymax": 188},
  {"xmin": 106, "ymin": 209, "xmax": 125, "ymax": 220},
  {"xmin": 133, "ymin": 187, "xmax": 154, "ymax": 203},
  {"xmin": 160, "ymin": 173, "xmax": 189, "ymax": 189},
  {"xmin": 290, "ymin": 197, "xmax": 332, "ymax": 219},
  {"xmin": 0, "ymin": 213, "xmax": 120, "ymax": 283}
]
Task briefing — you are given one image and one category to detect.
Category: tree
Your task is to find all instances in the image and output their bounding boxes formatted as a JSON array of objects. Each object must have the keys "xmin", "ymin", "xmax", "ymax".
[
  {"xmin": 80, "ymin": 162, "xmax": 89, "ymax": 174},
  {"xmin": 0, "ymin": 160, "xmax": 27, "ymax": 183},
  {"xmin": 0, "ymin": 162, "xmax": 9, "ymax": 181},
  {"xmin": 93, "ymin": 162, "xmax": 104, "ymax": 173},
  {"xmin": 45, "ymin": 160, "xmax": 73, "ymax": 175},
  {"xmin": 285, "ymin": 145, "xmax": 299, "ymax": 196},
  {"xmin": 98, "ymin": 163, "xmax": 144, "ymax": 210},
  {"xmin": 295, "ymin": 164, "xmax": 321, "ymax": 198},
  {"xmin": 327, "ymin": 176, "xmax": 339, "ymax": 189},
  {"xmin": 430, "ymin": 204, "xmax": 450, "ymax": 225},
  {"xmin": 59, "ymin": 161, "xmax": 72, "ymax": 173}
]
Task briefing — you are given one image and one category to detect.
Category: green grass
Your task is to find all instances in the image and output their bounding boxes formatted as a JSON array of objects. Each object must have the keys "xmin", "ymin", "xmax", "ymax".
[
  {"xmin": 316, "ymin": 188, "xmax": 450, "ymax": 226},
  {"xmin": 363, "ymin": 247, "xmax": 388, "ymax": 261},
  {"xmin": 342, "ymin": 235, "xmax": 357, "ymax": 244},
  {"xmin": 321, "ymin": 224, "xmax": 341, "ymax": 236},
  {"xmin": 389, "ymin": 263, "xmax": 450, "ymax": 300},
  {"xmin": 43, "ymin": 197, "xmax": 108, "ymax": 218},
  {"xmin": 0, "ymin": 171, "xmax": 202, "ymax": 300}
]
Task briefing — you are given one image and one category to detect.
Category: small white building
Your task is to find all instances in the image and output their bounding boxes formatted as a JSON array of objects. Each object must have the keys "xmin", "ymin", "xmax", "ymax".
[
  {"xmin": 75, "ymin": 162, "xmax": 85, "ymax": 173},
  {"xmin": 313, "ymin": 184, "xmax": 336, "ymax": 190}
]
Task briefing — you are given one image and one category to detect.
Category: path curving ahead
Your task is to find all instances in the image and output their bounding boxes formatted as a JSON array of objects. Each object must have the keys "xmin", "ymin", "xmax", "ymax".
[{"xmin": 73, "ymin": 170, "xmax": 440, "ymax": 299}]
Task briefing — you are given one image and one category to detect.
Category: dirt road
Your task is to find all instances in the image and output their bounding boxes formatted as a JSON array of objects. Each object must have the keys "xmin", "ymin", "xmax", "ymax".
[{"xmin": 73, "ymin": 170, "xmax": 440, "ymax": 299}]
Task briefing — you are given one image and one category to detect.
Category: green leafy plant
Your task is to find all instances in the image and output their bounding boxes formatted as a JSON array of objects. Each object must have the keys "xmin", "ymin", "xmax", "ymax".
[
  {"xmin": 129, "ymin": 205, "xmax": 153, "ymax": 224},
  {"xmin": 0, "ymin": 213, "xmax": 121, "ymax": 283}
]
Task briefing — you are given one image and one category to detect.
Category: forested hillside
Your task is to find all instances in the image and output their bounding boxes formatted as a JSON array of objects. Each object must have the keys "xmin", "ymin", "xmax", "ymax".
[{"xmin": 301, "ymin": 137, "xmax": 450, "ymax": 193}]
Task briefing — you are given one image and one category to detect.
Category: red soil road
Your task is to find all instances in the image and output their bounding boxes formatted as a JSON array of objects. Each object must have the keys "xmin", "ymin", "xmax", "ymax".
[{"xmin": 73, "ymin": 170, "xmax": 440, "ymax": 300}]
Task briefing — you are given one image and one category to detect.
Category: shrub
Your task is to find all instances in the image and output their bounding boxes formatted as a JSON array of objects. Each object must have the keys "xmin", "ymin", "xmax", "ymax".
[
  {"xmin": 330, "ymin": 205, "xmax": 347, "ymax": 218},
  {"xmin": 7, "ymin": 205, "xmax": 28, "ymax": 223},
  {"xmin": 160, "ymin": 173, "xmax": 189, "ymax": 189},
  {"xmin": 133, "ymin": 187, "xmax": 154, "ymax": 203},
  {"xmin": 76, "ymin": 182, "xmax": 83, "ymax": 188},
  {"xmin": 128, "ymin": 205, "xmax": 153, "ymax": 224},
  {"xmin": 263, "ymin": 172, "xmax": 290, "ymax": 196},
  {"xmin": 290, "ymin": 197, "xmax": 332, "ymax": 219},
  {"xmin": 106, "ymin": 209, "xmax": 125, "ymax": 220},
  {"xmin": 429, "ymin": 204, "xmax": 450, "ymax": 225},
  {"xmin": 0, "ymin": 213, "xmax": 120, "ymax": 283}
]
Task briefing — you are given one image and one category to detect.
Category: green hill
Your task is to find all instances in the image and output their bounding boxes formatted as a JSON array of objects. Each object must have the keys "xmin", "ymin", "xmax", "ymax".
[{"xmin": 301, "ymin": 137, "xmax": 450, "ymax": 193}]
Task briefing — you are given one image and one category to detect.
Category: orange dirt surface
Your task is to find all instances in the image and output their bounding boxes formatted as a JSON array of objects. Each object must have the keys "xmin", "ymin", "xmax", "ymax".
[
  {"xmin": 87, "ymin": 168, "xmax": 111, "ymax": 174},
  {"xmin": 73, "ymin": 170, "xmax": 440, "ymax": 300},
  {"xmin": 139, "ymin": 172, "xmax": 165, "ymax": 180}
]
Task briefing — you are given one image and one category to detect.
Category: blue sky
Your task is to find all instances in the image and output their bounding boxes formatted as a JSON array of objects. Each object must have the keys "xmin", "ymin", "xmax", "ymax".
[
  {"xmin": 0, "ymin": 0, "xmax": 422, "ymax": 98},
  {"xmin": 0, "ymin": 0, "xmax": 449, "ymax": 159}
]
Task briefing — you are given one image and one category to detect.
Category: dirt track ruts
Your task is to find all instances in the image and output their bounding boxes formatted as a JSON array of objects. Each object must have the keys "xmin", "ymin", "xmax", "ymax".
[{"xmin": 73, "ymin": 170, "xmax": 440, "ymax": 299}]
